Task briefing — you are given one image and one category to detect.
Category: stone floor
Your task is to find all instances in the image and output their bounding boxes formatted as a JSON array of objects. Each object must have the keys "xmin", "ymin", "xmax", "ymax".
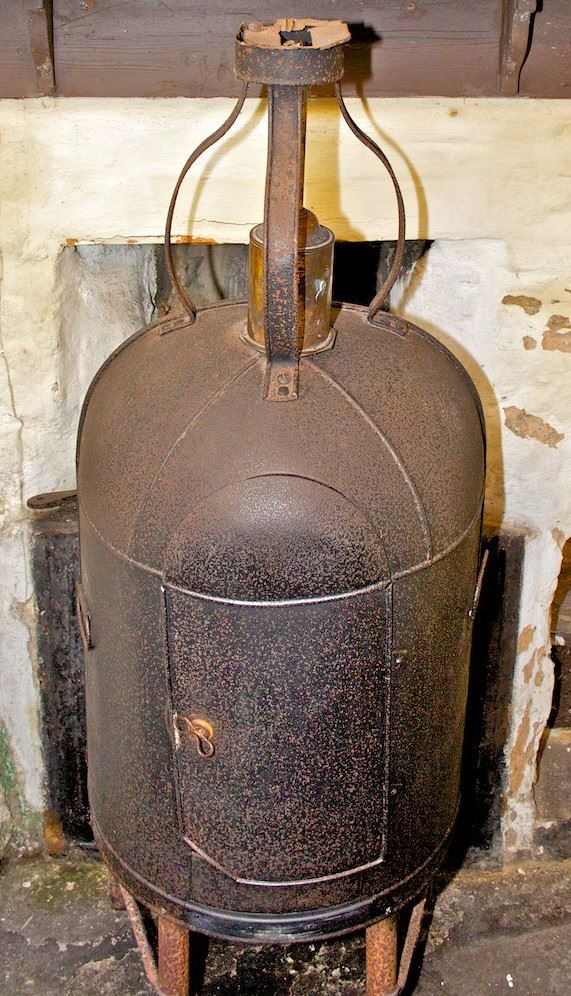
[{"xmin": 1, "ymin": 841, "xmax": 571, "ymax": 996}]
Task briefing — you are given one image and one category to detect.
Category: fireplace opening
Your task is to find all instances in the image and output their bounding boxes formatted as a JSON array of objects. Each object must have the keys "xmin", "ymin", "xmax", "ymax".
[
  {"xmin": 39, "ymin": 238, "xmax": 431, "ymax": 843},
  {"xmin": 34, "ymin": 238, "xmax": 520, "ymax": 854}
]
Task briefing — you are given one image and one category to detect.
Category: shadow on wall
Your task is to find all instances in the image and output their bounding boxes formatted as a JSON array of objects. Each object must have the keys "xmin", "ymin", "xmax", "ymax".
[
  {"xmin": 386, "ymin": 235, "xmax": 518, "ymax": 857},
  {"xmin": 392, "ymin": 244, "xmax": 506, "ymax": 529}
]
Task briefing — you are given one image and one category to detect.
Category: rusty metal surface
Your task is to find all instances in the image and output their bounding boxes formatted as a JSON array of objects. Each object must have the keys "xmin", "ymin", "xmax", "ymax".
[
  {"xmin": 77, "ymin": 18, "xmax": 485, "ymax": 953},
  {"xmin": 158, "ymin": 916, "xmax": 190, "ymax": 996},
  {"xmin": 120, "ymin": 885, "xmax": 161, "ymax": 992},
  {"xmin": 77, "ymin": 302, "xmax": 484, "ymax": 940},
  {"xmin": 95, "ymin": 811, "xmax": 451, "ymax": 944},
  {"xmin": 335, "ymin": 87, "xmax": 406, "ymax": 322},
  {"xmin": 78, "ymin": 303, "xmax": 484, "ymax": 567},
  {"xmin": 235, "ymin": 23, "xmax": 345, "ymax": 86},
  {"xmin": 29, "ymin": 494, "xmax": 522, "ymax": 867},
  {"xmin": 162, "ymin": 24, "xmax": 347, "ymax": 402},
  {"xmin": 396, "ymin": 898, "xmax": 427, "ymax": 993},
  {"xmin": 262, "ymin": 83, "xmax": 305, "ymax": 401},
  {"xmin": 163, "ymin": 86, "xmax": 248, "ymax": 324},
  {"xmin": 162, "ymin": 21, "xmax": 406, "ymax": 401},
  {"xmin": 366, "ymin": 916, "xmax": 397, "ymax": 996},
  {"xmin": 164, "ymin": 583, "xmax": 392, "ymax": 886},
  {"xmin": 365, "ymin": 899, "xmax": 426, "ymax": 995}
]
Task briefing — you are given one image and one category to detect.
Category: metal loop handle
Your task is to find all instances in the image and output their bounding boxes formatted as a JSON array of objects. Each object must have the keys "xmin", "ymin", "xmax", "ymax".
[
  {"xmin": 164, "ymin": 83, "xmax": 248, "ymax": 322},
  {"xmin": 165, "ymin": 82, "xmax": 405, "ymax": 329},
  {"xmin": 335, "ymin": 84, "xmax": 406, "ymax": 323}
]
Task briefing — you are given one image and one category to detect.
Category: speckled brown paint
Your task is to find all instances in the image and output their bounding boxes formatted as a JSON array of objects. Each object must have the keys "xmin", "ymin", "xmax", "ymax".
[
  {"xmin": 78, "ymin": 300, "xmax": 485, "ymax": 942},
  {"xmin": 522, "ymin": 335, "xmax": 537, "ymax": 350}
]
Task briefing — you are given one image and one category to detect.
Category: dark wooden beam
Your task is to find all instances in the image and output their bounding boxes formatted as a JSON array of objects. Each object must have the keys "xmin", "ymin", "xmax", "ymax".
[
  {"xmin": 53, "ymin": 0, "xmax": 503, "ymax": 99},
  {"xmin": 499, "ymin": 0, "xmax": 537, "ymax": 96},
  {"xmin": 0, "ymin": 1, "xmax": 54, "ymax": 98},
  {"xmin": 3, "ymin": 2, "xmax": 568, "ymax": 99},
  {"xmin": 519, "ymin": 0, "xmax": 571, "ymax": 98}
]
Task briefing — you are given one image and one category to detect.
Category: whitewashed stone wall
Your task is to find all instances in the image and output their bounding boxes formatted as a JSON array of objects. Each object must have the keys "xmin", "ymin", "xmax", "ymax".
[{"xmin": 0, "ymin": 96, "xmax": 569, "ymax": 853}]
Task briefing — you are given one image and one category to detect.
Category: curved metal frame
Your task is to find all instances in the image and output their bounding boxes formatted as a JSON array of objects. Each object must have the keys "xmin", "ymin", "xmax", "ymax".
[
  {"xmin": 163, "ymin": 47, "xmax": 407, "ymax": 397},
  {"xmin": 163, "ymin": 84, "xmax": 249, "ymax": 322}
]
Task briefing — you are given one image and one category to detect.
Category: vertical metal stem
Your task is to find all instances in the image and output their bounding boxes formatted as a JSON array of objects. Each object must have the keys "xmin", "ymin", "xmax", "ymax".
[
  {"xmin": 158, "ymin": 915, "xmax": 190, "ymax": 996},
  {"xmin": 366, "ymin": 916, "xmax": 398, "ymax": 996},
  {"xmin": 263, "ymin": 84, "xmax": 307, "ymax": 401}
]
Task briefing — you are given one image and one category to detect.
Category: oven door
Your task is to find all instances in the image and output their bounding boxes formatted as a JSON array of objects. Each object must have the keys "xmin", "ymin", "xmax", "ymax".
[{"xmin": 163, "ymin": 584, "xmax": 392, "ymax": 886}]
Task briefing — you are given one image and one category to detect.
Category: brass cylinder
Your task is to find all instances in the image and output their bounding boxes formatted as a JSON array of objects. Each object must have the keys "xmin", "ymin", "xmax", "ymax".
[{"xmin": 247, "ymin": 209, "xmax": 334, "ymax": 354}]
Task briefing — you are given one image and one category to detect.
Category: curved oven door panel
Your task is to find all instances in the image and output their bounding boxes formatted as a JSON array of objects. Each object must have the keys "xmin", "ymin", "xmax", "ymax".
[{"xmin": 163, "ymin": 585, "xmax": 392, "ymax": 886}]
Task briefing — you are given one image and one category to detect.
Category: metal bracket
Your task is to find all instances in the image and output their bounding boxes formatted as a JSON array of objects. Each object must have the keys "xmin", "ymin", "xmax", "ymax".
[
  {"xmin": 75, "ymin": 582, "xmax": 93, "ymax": 651},
  {"xmin": 469, "ymin": 547, "xmax": 490, "ymax": 620}
]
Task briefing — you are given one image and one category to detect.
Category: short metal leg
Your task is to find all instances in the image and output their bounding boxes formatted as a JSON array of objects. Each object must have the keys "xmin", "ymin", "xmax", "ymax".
[
  {"xmin": 120, "ymin": 885, "xmax": 160, "ymax": 991},
  {"xmin": 158, "ymin": 915, "xmax": 190, "ymax": 996},
  {"xmin": 366, "ymin": 916, "xmax": 398, "ymax": 996}
]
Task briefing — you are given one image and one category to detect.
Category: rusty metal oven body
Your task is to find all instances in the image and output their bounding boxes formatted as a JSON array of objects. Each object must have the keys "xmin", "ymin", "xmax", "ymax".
[{"xmin": 76, "ymin": 22, "xmax": 485, "ymax": 951}]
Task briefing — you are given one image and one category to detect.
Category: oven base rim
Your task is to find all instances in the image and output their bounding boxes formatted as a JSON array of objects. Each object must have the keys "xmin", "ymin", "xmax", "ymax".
[{"xmin": 94, "ymin": 820, "xmax": 452, "ymax": 944}]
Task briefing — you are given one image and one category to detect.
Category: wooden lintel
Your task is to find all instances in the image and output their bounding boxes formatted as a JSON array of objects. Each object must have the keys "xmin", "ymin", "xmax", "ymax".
[
  {"xmin": 499, "ymin": 0, "xmax": 537, "ymax": 96},
  {"xmin": 27, "ymin": 1, "xmax": 55, "ymax": 96},
  {"xmin": 0, "ymin": 1, "xmax": 54, "ymax": 98},
  {"xmin": 3, "ymin": 1, "xmax": 567, "ymax": 99}
]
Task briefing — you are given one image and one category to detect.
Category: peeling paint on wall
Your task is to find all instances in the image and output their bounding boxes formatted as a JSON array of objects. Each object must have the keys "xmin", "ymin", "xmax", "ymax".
[
  {"xmin": 502, "ymin": 294, "xmax": 542, "ymax": 315},
  {"xmin": 552, "ymin": 528, "xmax": 567, "ymax": 550},
  {"xmin": 522, "ymin": 335, "xmax": 537, "ymax": 350},
  {"xmin": 523, "ymin": 649, "xmax": 537, "ymax": 684},
  {"xmin": 542, "ymin": 314, "xmax": 571, "ymax": 353},
  {"xmin": 546, "ymin": 314, "xmax": 571, "ymax": 331},
  {"xmin": 503, "ymin": 406, "xmax": 564, "ymax": 449},
  {"xmin": 518, "ymin": 625, "xmax": 536, "ymax": 654},
  {"xmin": 509, "ymin": 701, "xmax": 533, "ymax": 797},
  {"xmin": 393, "ymin": 240, "xmax": 571, "ymax": 854}
]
